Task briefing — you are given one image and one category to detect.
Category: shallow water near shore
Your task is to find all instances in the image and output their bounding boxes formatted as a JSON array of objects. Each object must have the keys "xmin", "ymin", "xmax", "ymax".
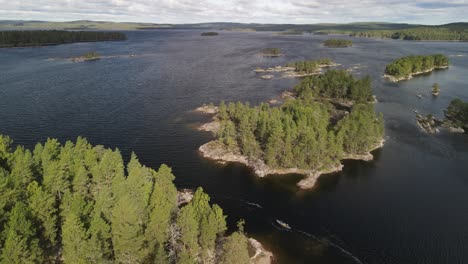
[{"xmin": 1, "ymin": 30, "xmax": 468, "ymax": 263}]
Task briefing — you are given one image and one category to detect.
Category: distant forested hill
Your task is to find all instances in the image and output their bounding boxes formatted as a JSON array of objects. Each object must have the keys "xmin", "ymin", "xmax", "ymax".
[
  {"xmin": 0, "ymin": 30, "xmax": 126, "ymax": 47},
  {"xmin": 1, "ymin": 20, "xmax": 467, "ymax": 41},
  {"xmin": 350, "ymin": 23, "xmax": 468, "ymax": 41}
]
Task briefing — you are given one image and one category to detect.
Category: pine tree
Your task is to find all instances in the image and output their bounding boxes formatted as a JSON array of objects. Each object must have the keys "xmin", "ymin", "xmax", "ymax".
[
  {"xmin": 0, "ymin": 202, "xmax": 43, "ymax": 264},
  {"xmin": 27, "ymin": 181, "xmax": 58, "ymax": 247},
  {"xmin": 61, "ymin": 213, "xmax": 89, "ymax": 264},
  {"xmin": 219, "ymin": 222, "xmax": 250, "ymax": 264},
  {"xmin": 145, "ymin": 165, "xmax": 177, "ymax": 262},
  {"xmin": 176, "ymin": 204, "xmax": 199, "ymax": 264}
]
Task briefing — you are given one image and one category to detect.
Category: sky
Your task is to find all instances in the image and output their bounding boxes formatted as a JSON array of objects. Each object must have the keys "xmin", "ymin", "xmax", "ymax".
[{"xmin": 1, "ymin": 0, "xmax": 467, "ymax": 25}]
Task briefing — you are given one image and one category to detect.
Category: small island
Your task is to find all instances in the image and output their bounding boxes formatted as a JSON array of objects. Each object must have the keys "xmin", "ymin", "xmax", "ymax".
[
  {"xmin": 254, "ymin": 58, "xmax": 338, "ymax": 79},
  {"xmin": 262, "ymin": 48, "xmax": 282, "ymax": 57},
  {"xmin": 432, "ymin": 83, "xmax": 440, "ymax": 96},
  {"xmin": 415, "ymin": 99, "xmax": 467, "ymax": 134},
  {"xmin": 197, "ymin": 70, "xmax": 384, "ymax": 189},
  {"xmin": 384, "ymin": 54, "xmax": 449, "ymax": 82},
  {"xmin": 323, "ymin": 39, "xmax": 353, "ymax": 48},
  {"xmin": 71, "ymin": 51, "xmax": 101, "ymax": 62},
  {"xmin": 278, "ymin": 29, "xmax": 303, "ymax": 35},
  {"xmin": 0, "ymin": 30, "xmax": 126, "ymax": 48},
  {"xmin": 201, "ymin": 32, "xmax": 219, "ymax": 36},
  {"xmin": 445, "ymin": 99, "xmax": 468, "ymax": 133}
]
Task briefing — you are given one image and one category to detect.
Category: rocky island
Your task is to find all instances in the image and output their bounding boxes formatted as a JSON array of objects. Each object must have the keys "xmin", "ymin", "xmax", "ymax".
[
  {"xmin": 71, "ymin": 51, "xmax": 101, "ymax": 62},
  {"xmin": 262, "ymin": 48, "xmax": 282, "ymax": 57},
  {"xmin": 254, "ymin": 58, "xmax": 339, "ymax": 79},
  {"xmin": 432, "ymin": 82, "xmax": 440, "ymax": 96},
  {"xmin": 197, "ymin": 70, "xmax": 384, "ymax": 189},
  {"xmin": 415, "ymin": 99, "xmax": 468, "ymax": 134},
  {"xmin": 384, "ymin": 54, "xmax": 450, "ymax": 82},
  {"xmin": 323, "ymin": 39, "xmax": 353, "ymax": 48}
]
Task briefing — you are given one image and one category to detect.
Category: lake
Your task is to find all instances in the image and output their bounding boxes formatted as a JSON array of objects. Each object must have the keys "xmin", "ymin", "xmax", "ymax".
[{"xmin": 1, "ymin": 30, "xmax": 468, "ymax": 264}]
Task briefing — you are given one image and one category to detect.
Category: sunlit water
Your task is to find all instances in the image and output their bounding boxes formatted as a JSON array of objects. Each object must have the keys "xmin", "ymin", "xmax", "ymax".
[{"xmin": 1, "ymin": 30, "xmax": 468, "ymax": 264}]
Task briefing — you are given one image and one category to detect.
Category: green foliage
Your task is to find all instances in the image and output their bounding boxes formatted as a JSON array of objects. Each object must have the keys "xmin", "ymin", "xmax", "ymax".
[
  {"xmin": 201, "ymin": 32, "xmax": 219, "ymax": 36},
  {"xmin": 432, "ymin": 83, "xmax": 440, "ymax": 95},
  {"xmin": 0, "ymin": 202, "xmax": 43, "ymax": 264},
  {"xmin": 215, "ymin": 70, "xmax": 383, "ymax": 170},
  {"xmin": 323, "ymin": 39, "xmax": 353, "ymax": 47},
  {"xmin": 262, "ymin": 48, "xmax": 281, "ymax": 56},
  {"xmin": 287, "ymin": 58, "xmax": 333, "ymax": 73},
  {"xmin": 445, "ymin": 99, "xmax": 468, "ymax": 130},
  {"xmin": 27, "ymin": 181, "xmax": 58, "ymax": 247},
  {"xmin": 83, "ymin": 52, "xmax": 100, "ymax": 59},
  {"xmin": 219, "ymin": 222, "xmax": 250, "ymax": 264},
  {"xmin": 0, "ymin": 30, "xmax": 126, "ymax": 48},
  {"xmin": 337, "ymin": 104, "xmax": 385, "ymax": 154},
  {"xmin": 384, "ymin": 54, "xmax": 449, "ymax": 78},
  {"xmin": 61, "ymin": 212, "xmax": 89, "ymax": 264},
  {"xmin": 351, "ymin": 26, "xmax": 468, "ymax": 41},
  {"xmin": 294, "ymin": 70, "xmax": 373, "ymax": 103},
  {"xmin": 0, "ymin": 135, "xmax": 240, "ymax": 263}
]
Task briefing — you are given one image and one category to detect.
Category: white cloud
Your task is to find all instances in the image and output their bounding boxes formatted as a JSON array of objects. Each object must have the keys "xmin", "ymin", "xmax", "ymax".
[{"xmin": 0, "ymin": 0, "xmax": 467, "ymax": 24}]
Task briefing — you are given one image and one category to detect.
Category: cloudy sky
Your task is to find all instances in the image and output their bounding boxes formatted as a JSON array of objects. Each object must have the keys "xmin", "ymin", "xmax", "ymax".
[{"xmin": 1, "ymin": 0, "xmax": 467, "ymax": 25}]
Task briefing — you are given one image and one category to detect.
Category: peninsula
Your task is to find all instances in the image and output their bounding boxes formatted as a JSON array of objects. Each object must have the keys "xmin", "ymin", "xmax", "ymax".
[
  {"xmin": 384, "ymin": 54, "xmax": 449, "ymax": 82},
  {"xmin": 0, "ymin": 30, "xmax": 126, "ymax": 48},
  {"xmin": 197, "ymin": 70, "xmax": 384, "ymax": 189},
  {"xmin": 0, "ymin": 135, "xmax": 272, "ymax": 264}
]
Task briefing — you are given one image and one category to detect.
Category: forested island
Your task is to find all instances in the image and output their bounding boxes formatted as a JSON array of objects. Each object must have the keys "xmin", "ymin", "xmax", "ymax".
[
  {"xmin": 445, "ymin": 99, "xmax": 468, "ymax": 132},
  {"xmin": 253, "ymin": 58, "xmax": 337, "ymax": 80},
  {"xmin": 198, "ymin": 70, "xmax": 384, "ymax": 189},
  {"xmin": 201, "ymin": 32, "xmax": 219, "ymax": 36},
  {"xmin": 384, "ymin": 54, "xmax": 449, "ymax": 82},
  {"xmin": 323, "ymin": 39, "xmax": 353, "ymax": 48},
  {"xmin": 415, "ymin": 99, "xmax": 468, "ymax": 134},
  {"xmin": 71, "ymin": 51, "xmax": 101, "ymax": 62},
  {"xmin": 287, "ymin": 58, "xmax": 335, "ymax": 73},
  {"xmin": 0, "ymin": 135, "xmax": 272, "ymax": 264},
  {"xmin": 0, "ymin": 30, "xmax": 126, "ymax": 48},
  {"xmin": 262, "ymin": 48, "xmax": 281, "ymax": 57}
]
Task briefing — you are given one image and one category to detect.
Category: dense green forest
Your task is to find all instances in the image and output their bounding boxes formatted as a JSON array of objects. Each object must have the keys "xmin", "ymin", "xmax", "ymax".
[
  {"xmin": 323, "ymin": 39, "xmax": 352, "ymax": 47},
  {"xmin": 215, "ymin": 70, "xmax": 384, "ymax": 170},
  {"xmin": 384, "ymin": 54, "xmax": 449, "ymax": 79},
  {"xmin": 287, "ymin": 58, "xmax": 333, "ymax": 73},
  {"xmin": 0, "ymin": 136, "xmax": 251, "ymax": 263},
  {"xmin": 201, "ymin": 32, "xmax": 218, "ymax": 36},
  {"xmin": 445, "ymin": 99, "xmax": 468, "ymax": 130},
  {"xmin": 0, "ymin": 30, "xmax": 126, "ymax": 47},
  {"xmin": 350, "ymin": 27, "xmax": 468, "ymax": 41}
]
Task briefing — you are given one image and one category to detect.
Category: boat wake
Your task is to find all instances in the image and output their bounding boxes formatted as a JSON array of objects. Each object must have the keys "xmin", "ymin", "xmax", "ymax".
[
  {"xmin": 283, "ymin": 224, "xmax": 365, "ymax": 264},
  {"xmin": 301, "ymin": 230, "xmax": 364, "ymax": 264}
]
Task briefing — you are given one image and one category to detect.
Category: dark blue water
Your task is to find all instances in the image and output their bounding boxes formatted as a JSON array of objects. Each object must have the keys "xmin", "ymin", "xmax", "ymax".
[{"xmin": 1, "ymin": 30, "xmax": 468, "ymax": 264}]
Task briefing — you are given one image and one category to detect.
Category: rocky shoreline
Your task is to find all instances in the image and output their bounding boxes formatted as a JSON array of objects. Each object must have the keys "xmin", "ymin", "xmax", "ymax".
[
  {"xmin": 248, "ymin": 238, "xmax": 274, "ymax": 264},
  {"xmin": 196, "ymin": 105, "xmax": 385, "ymax": 190},
  {"xmin": 415, "ymin": 112, "xmax": 465, "ymax": 134},
  {"xmin": 254, "ymin": 63, "xmax": 340, "ymax": 80},
  {"xmin": 384, "ymin": 65, "xmax": 449, "ymax": 82},
  {"xmin": 177, "ymin": 188, "xmax": 273, "ymax": 264}
]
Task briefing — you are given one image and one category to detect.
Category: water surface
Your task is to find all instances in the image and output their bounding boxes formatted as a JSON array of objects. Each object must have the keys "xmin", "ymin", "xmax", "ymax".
[{"xmin": 1, "ymin": 30, "xmax": 468, "ymax": 264}]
